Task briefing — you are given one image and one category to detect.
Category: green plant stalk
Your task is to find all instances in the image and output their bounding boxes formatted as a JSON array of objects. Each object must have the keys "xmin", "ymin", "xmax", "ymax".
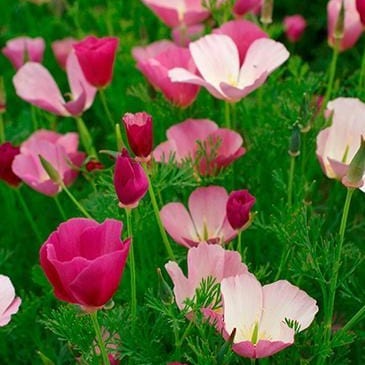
[
  {"xmin": 99, "ymin": 88, "xmax": 116, "ymax": 129},
  {"xmin": 324, "ymin": 42, "xmax": 339, "ymax": 106},
  {"xmin": 90, "ymin": 311, "xmax": 110, "ymax": 365},
  {"xmin": 61, "ymin": 183, "xmax": 93, "ymax": 219},
  {"xmin": 237, "ymin": 230, "xmax": 242, "ymax": 254},
  {"xmin": 358, "ymin": 46, "xmax": 365, "ymax": 95},
  {"xmin": 336, "ymin": 304, "xmax": 365, "ymax": 335},
  {"xmin": 287, "ymin": 155, "xmax": 296, "ymax": 208},
  {"xmin": 320, "ymin": 187, "xmax": 354, "ymax": 364},
  {"xmin": 16, "ymin": 189, "xmax": 42, "ymax": 242},
  {"xmin": 125, "ymin": 208, "xmax": 137, "ymax": 324},
  {"xmin": 0, "ymin": 113, "xmax": 5, "ymax": 143},
  {"xmin": 75, "ymin": 117, "xmax": 97, "ymax": 158},
  {"xmin": 145, "ymin": 171, "xmax": 175, "ymax": 261},
  {"xmin": 31, "ymin": 105, "xmax": 38, "ymax": 131},
  {"xmin": 53, "ymin": 195, "xmax": 67, "ymax": 220}
]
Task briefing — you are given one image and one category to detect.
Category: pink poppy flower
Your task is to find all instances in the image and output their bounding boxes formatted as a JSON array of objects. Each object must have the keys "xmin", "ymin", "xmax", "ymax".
[
  {"xmin": 283, "ymin": 15, "xmax": 307, "ymax": 43},
  {"xmin": 153, "ymin": 119, "xmax": 245, "ymax": 176},
  {"xmin": 160, "ymin": 186, "xmax": 238, "ymax": 248},
  {"xmin": 2, "ymin": 36, "xmax": 45, "ymax": 70},
  {"xmin": 141, "ymin": 0, "xmax": 210, "ymax": 28},
  {"xmin": 327, "ymin": 0, "xmax": 363, "ymax": 51},
  {"xmin": 12, "ymin": 129, "xmax": 85, "ymax": 196},
  {"xmin": 73, "ymin": 36, "xmax": 119, "ymax": 88},
  {"xmin": 0, "ymin": 142, "xmax": 22, "ymax": 187},
  {"xmin": 171, "ymin": 24, "xmax": 205, "ymax": 47},
  {"xmin": 356, "ymin": 0, "xmax": 365, "ymax": 24},
  {"xmin": 13, "ymin": 52, "xmax": 97, "ymax": 116},
  {"xmin": 165, "ymin": 242, "xmax": 248, "ymax": 310},
  {"xmin": 52, "ymin": 37, "xmax": 78, "ymax": 69},
  {"xmin": 40, "ymin": 218, "xmax": 130, "ymax": 310},
  {"xmin": 233, "ymin": 0, "xmax": 262, "ymax": 16},
  {"xmin": 169, "ymin": 33, "xmax": 289, "ymax": 102},
  {"xmin": 133, "ymin": 41, "xmax": 200, "ymax": 107},
  {"xmin": 316, "ymin": 97, "xmax": 365, "ymax": 191},
  {"xmin": 0, "ymin": 275, "xmax": 21, "ymax": 326},
  {"xmin": 205, "ymin": 274, "xmax": 318, "ymax": 359}
]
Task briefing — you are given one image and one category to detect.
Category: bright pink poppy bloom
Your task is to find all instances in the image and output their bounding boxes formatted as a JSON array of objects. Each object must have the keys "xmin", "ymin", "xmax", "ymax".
[
  {"xmin": 171, "ymin": 24, "xmax": 205, "ymax": 47},
  {"xmin": 283, "ymin": 15, "xmax": 307, "ymax": 43},
  {"xmin": 356, "ymin": 0, "xmax": 365, "ymax": 24},
  {"xmin": 40, "ymin": 218, "xmax": 130, "ymax": 311},
  {"xmin": 12, "ymin": 129, "xmax": 85, "ymax": 196},
  {"xmin": 165, "ymin": 242, "xmax": 248, "ymax": 310},
  {"xmin": 226, "ymin": 189, "xmax": 256, "ymax": 230},
  {"xmin": 2, "ymin": 36, "xmax": 45, "ymax": 70},
  {"xmin": 13, "ymin": 52, "xmax": 97, "ymax": 117},
  {"xmin": 316, "ymin": 97, "xmax": 365, "ymax": 191},
  {"xmin": 327, "ymin": 0, "xmax": 363, "ymax": 51},
  {"xmin": 52, "ymin": 37, "xmax": 77, "ymax": 69},
  {"xmin": 169, "ymin": 33, "xmax": 289, "ymax": 102},
  {"xmin": 122, "ymin": 112, "xmax": 153, "ymax": 160},
  {"xmin": 0, "ymin": 142, "xmax": 22, "ymax": 187},
  {"xmin": 205, "ymin": 274, "xmax": 318, "ymax": 359},
  {"xmin": 73, "ymin": 36, "xmax": 119, "ymax": 88},
  {"xmin": 141, "ymin": 0, "xmax": 210, "ymax": 28},
  {"xmin": 133, "ymin": 41, "xmax": 200, "ymax": 107},
  {"xmin": 113, "ymin": 149, "xmax": 149, "ymax": 209},
  {"xmin": 160, "ymin": 186, "xmax": 238, "ymax": 248},
  {"xmin": 233, "ymin": 0, "xmax": 262, "ymax": 16},
  {"xmin": 153, "ymin": 119, "xmax": 245, "ymax": 176},
  {"xmin": 0, "ymin": 275, "xmax": 21, "ymax": 326}
]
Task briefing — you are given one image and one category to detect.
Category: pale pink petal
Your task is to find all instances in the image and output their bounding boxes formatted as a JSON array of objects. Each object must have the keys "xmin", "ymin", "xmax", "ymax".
[
  {"xmin": 232, "ymin": 339, "xmax": 292, "ymax": 359},
  {"xmin": 0, "ymin": 275, "xmax": 21, "ymax": 327},
  {"xmin": 0, "ymin": 297, "xmax": 21, "ymax": 327},
  {"xmin": 160, "ymin": 202, "xmax": 198, "ymax": 247},
  {"xmin": 56, "ymin": 132, "xmax": 80, "ymax": 154},
  {"xmin": 142, "ymin": 0, "xmax": 181, "ymax": 27},
  {"xmin": 13, "ymin": 62, "xmax": 68, "ymax": 116},
  {"xmin": 26, "ymin": 37, "xmax": 46, "ymax": 63},
  {"xmin": 132, "ymin": 40, "xmax": 175, "ymax": 63},
  {"xmin": 153, "ymin": 141, "xmax": 177, "ymax": 162},
  {"xmin": 188, "ymin": 186, "xmax": 229, "ymax": 241}
]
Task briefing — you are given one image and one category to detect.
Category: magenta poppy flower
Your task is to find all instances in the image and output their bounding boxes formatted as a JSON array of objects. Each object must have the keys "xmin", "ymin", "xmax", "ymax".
[
  {"xmin": 356, "ymin": 0, "xmax": 365, "ymax": 24},
  {"xmin": 141, "ymin": 0, "xmax": 210, "ymax": 28},
  {"xmin": 205, "ymin": 274, "xmax": 318, "ymax": 359},
  {"xmin": 316, "ymin": 97, "xmax": 365, "ymax": 190},
  {"xmin": 13, "ymin": 52, "xmax": 97, "ymax": 116},
  {"xmin": 113, "ymin": 149, "xmax": 149, "ymax": 209},
  {"xmin": 0, "ymin": 275, "xmax": 21, "ymax": 326},
  {"xmin": 233, "ymin": 0, "xmax": 262, "ymax": 16},
  {"xmin": 73, "ymin": 36, "xmax": 119, "ymax": 88},
  {"xmin": 40, "ymin": 218, "xmax": 130, "ymax": 310},
  {"xmin": 169, "ymin": 31, "xmax": 289, "ymax": 102},
  {"xmin": 51, "ymin": 37, "xmax": 78, "ymax": 69},
  {"xmin": 327, "ymin": 0, "xmax": 363, "ymax": 51},
  {"xmin": 133, "ymin": 41, "xmax": 200, "ymax": 107},
  {"xmin": 2, "ymin": 36, "xmax": 45, "ymax": 70},
  {"xmin": 153, "ymin": 119, "xmax": 245, "ymax": 176},
  {"xmin": 12, "ymin": 129, "xmax": 85, "ymax": 196},
  {"xmin": 283, "ymin": 15, "xmax": 307, "ymax": 43},
  {"xmin": 165, "ymin": 242, "xmax": 248, "ymax": 310},
  {"xmin": 160, "ymin": 186, "xmax": 237, "ymax": 248},
  {"xmin": 226, "ymin": 189, "xmax": 256, "ymax": 230},
  {"xmin": 122, "ymin": 112, "xmax": 153, "ymax": 160},
  {"xmin": 0, "ymin": 142, "xmax": 22, "ymax": 187}
]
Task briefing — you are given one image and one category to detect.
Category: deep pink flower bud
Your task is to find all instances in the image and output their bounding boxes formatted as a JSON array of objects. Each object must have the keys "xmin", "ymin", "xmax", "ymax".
[
  {"xmin": 0, "ymin": 142, "xmax": 22, "ymax": 187},
  {"xmin": 113, "ymin": 149, "xmax": 149, "ymax": 209},
  {"xmin": 73, "ymin": 36, "xmax": 119, "ymax": 88},
  {"xmin": 357, "ymin": 0, "xmax": 365, "ymax": 24},
  {"xmin": 85, "ymin": 160, "xmax": 104, "ymax": 172},
  {"xmin": 40, "ymin": 218, "xmax": 130, "ymax": 310},
  {"xmin": 122, "ymin": 112, "xmax": 153, "ymax": 160},
  {"xmin": 226, "ymin": 190, "xmax": 256, "ymax": 230},
  {"xmin": 283, "ymin": 15, "xmax": 307, "ymax": 43}
]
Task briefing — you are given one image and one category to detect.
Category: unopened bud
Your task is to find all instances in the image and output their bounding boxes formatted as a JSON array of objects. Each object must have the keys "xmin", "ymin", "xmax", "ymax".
[
  {"xmin": 39, "ymin": 155, "xmax": 62, "ymax": 185},
  {"xmin": 157, "ymin": 268, "xmax": 174, "ymax": 305},
  {"xmin": 342, "ymin": 136, "xmax": 365, "ymax": 188},
  {"xmin": 334, "ymin": 0, "xmax": 345, "ymax": 40},
  {"xmin": 260, "ymin": 0, "xmax": 274, "ymax": 25},
  {"xmin": 289, "ymin": 122, "xmax": 301, "ymax": 157}
]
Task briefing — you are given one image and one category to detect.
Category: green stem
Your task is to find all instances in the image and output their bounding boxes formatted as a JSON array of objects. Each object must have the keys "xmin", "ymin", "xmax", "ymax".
[
  {"xmin": 335, "ymin": 304, "xmax": 365, "ymax": 336},
  {"xmin": 320, "ymin": 187, "xmax": 354, "ymax": 364},
  {"xmin": 177, "ymin": 320, "xmax": 194, "ymax": 350},
  {"xmin": 125, "ymin": 208, "xmax": 137, "ymax": 324},
  {"xmin": 90, "ymin": 311, "xmax": 110, "ymax": 365},
  {"xmin": 16, "ymin": 189, "xmax": 42, "ymax": 242},
  {"xmin": 61, "ymin": 183, "xmax": 93, "ymax": 219},
  {"xmin": 358, "ymin": 46, "xmax": 365, "ymax": 96},
  {"xmin": 0, "ymin": 113, "xmax": 5, "ymax": 143},
  {"xmin": 54, "ymin": 195, "xmax": 67, "ymax": 220},
  {"xmin": 287, "ymin": 155, "xmax": 296, "ymax": 208},
  {"xmin": 145, "ymin": 170, "xmax": 175, "ymax": 261},
  {"xmin": 99, "ymin": 89, "xmax": 115, "ymax": 129},
  {"xmin": 31, "ymin": 106, "xmax": 38, "ymax": 131},
  {"xmin": 274, "ymin": 245, "xmax": 292, "ymax": 281},
  {"xmin": 324, "ymin": 44, "xmax": 339, "ymax": 106},
  {"xmin": 237, "ymin": 230, "xmax": 242, "ymax": 254},
  {"xmin": 224, "ymin": 102, "xmax": 231, "ymax": 129},
  {"xmin": 75, "ymin": 117, "xmax": 97, "ymax": 158}
]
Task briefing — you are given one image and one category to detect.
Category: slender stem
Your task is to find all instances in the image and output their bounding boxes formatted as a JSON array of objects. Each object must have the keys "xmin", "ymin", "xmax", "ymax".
[
  {"xmin": 287, "ymin": 155, "xmax": 296, "ymax": 208},
  {"xmin": 320, "ymin": 187, "xmax": 354, "ymax": 364},
  {"xmin": 335, "ymin": 304, "xmax": 365, "ymax": 336},
  {"xmin": 75, "ymin": 117, "xmax": 97, "ymax": 158},
  {"xmin": 115, "ymin": 123, "xmax": 124, "ymax": 151},
  {"xmin": 251, "ymin": 359, "xmax": 256, "ymax": 365},
  {"xmin": 358, "ymin": 46, "xmax": 365, "ymax": 96},
  {"xmin": 177, "ymin": 320, "xmax": 194, "ymax": 350},
  {"xmin": 237, "ymin": 230, "xmax": 242, "ymax": 254},
  {"xmin": 125, "ymin": 208, "xmax": 137, "ymax": 324},
  {"xmin": 224, "ymin": 102, "xmax": 231, "ymax": 129},
  {"xmin": 0, "ymin": 113, "xmax": 5, "ymax": 143},
  {"xmin": 99, "ymin": 89, "xmax": 115, "ymax": 129},
  {"xmin": 324, "ymin": 43, "xmax": 339, "ymax": 105},
  {"xmin": 90, "ymin": 311, "xmax": 109, "ymax": 365},
  {"xmin": 54, "ymin": 195, "xmax": 67, "ymax": 220},
  {"xmin": 16, "ymin": 189, "xmax": 42, "ymax": 242},
  {"xmin": 144, "ymin": 169, "xmax": 175, "ymax": 261},
  {"xmin": 61, "ymin": 183, "xmax": 93, "ymax": 219},
  {"xmin": 274, "ymin": 245, "xmax": 292, "ymax": 281}
]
